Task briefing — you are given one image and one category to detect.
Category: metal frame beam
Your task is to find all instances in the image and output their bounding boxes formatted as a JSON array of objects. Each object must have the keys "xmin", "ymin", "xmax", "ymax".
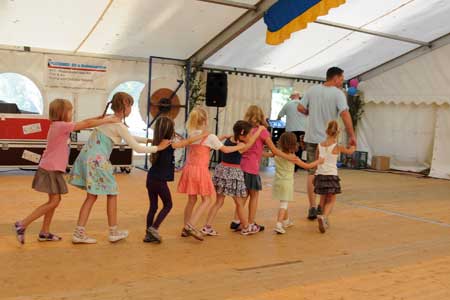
[
  {"xmin": 190, "ymin": 0, "xmax": 277, "ymax": 65},
  {"xmin": 196, "ymin": 0, "xmax": 256, "ymax": 10},
  {"xmin": 314, "ymin": 19, "xmax": 430, "ymax": 47},
  {"xmin": 358, "ymin": 32, "xmax": 450, "ymax": 81}
]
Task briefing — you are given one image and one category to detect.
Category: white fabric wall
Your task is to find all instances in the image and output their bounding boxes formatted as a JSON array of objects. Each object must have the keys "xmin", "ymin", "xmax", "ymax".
[
  {"xmin": 206, "ymin": 74, "xmax": 274, "ymax": 136},
  {"xmin": 0, "ymin": 50, "xmax": 184, "ymax": 126},
  {"xmin": 359, "ymin": 43, "xmax": 450, "ymax": 179}
]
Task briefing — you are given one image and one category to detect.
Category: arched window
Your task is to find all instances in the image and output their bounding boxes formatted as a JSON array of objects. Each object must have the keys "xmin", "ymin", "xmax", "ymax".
[
  {"xmin": 108, "ymin": 81, "xmax": 147, "ymax": 137},
  {"xmin": 0, "ymin": 73, "xmax": 43, "ymax": 114}
]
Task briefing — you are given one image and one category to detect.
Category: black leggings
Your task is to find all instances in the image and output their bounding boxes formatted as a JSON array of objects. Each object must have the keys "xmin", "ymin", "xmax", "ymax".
[{"xmin": 146, "ymin": 178, "xmax": 173, "ymax": 230}]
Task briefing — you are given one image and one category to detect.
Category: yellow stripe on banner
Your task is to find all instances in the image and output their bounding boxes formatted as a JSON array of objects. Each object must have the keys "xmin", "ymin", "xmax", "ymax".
[{"xmin": 266, "ymin": 0, "xmax": 346, "ymax": 45}]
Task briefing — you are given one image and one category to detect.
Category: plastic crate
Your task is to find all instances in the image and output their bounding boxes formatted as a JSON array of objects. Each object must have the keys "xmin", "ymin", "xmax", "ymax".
[{"xmin": 340, "ymin": 151, "xmax": 368, "ymax": 169}]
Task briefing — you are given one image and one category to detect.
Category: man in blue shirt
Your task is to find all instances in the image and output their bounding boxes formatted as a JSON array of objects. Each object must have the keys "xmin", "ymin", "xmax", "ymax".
[{"xmin": 298, "ymin": 67, "xmax": 356, "ymax": 220}]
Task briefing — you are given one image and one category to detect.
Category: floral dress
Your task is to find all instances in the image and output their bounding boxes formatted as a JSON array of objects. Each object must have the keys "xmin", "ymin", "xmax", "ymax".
[{"xmin": 69, "ymin": 129, "xmax": 117, "ymax": 195}]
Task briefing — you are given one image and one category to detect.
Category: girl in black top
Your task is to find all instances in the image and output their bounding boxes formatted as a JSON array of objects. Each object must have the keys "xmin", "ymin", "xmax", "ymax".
[
  {"xmin": 201, "ymin": 121, "xmax": 264, "ymax": 236},
  {"xmin": 144, "ymin": 116, "xmax": 207, "ymax": 243}
]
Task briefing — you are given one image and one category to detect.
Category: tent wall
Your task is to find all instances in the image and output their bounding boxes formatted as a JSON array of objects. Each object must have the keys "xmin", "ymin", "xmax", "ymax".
[
  {"xmin": 0, "ymin": 49, "xmax": 184, "ymax": 129},
  {"xmin": 359, "ymin": 44, "xmax": 450, "ymax": 179}
]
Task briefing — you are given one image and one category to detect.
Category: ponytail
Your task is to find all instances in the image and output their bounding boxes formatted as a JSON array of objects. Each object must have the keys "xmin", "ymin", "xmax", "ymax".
[{"xmin": 102, "ymin": 101, "xmax": 112, "ymax": 118}]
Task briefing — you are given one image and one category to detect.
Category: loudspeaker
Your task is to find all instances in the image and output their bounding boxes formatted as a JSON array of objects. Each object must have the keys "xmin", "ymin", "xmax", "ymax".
[{"xmin": 206, "ymin": 73, "xmax": 227, "ymax": 107}]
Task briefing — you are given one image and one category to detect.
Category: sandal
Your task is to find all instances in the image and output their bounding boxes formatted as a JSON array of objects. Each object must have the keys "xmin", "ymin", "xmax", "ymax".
[{"xmin": 38, "ymin": 232, "xmax": 62, "ymax": 242}]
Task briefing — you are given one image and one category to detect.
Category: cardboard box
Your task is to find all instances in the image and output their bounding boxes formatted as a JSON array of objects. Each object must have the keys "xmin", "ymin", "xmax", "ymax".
[{"xmin": 371, "ymin": 156, "xmax": 390, "ymax": 171}]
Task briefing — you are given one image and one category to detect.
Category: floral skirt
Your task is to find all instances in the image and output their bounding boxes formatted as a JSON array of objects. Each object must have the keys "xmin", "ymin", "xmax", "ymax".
[
  {"xmin": 212, "ymin": 164, "xmax": 247, "ymax": 198},
  {"xmin": 314, "ymin": 175, "xmax": 341, "ymax": 195},
  {"xmin": 69, "ymin": 130, "xmax": 118, "ymax": 195}
]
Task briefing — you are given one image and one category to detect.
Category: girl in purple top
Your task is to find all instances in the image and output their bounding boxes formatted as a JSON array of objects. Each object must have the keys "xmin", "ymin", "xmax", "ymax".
[{"xmin": 13, "ymin": 99, "xmax": 118, "ymax": 244}]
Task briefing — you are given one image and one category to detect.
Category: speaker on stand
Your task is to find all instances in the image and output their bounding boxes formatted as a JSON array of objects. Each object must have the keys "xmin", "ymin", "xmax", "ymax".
[{"xmin": 205, "ymin": 72, "xmax": 227, "ymax": 168}]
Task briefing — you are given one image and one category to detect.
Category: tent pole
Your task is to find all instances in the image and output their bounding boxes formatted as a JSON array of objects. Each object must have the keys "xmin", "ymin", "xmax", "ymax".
[
  {"xmin": 196, "ymin": 0, "xmax": 256, "ymax": 10},
  {"xmin": 314, "ymin": 19, "xmax": 430, "ymax": 47}
]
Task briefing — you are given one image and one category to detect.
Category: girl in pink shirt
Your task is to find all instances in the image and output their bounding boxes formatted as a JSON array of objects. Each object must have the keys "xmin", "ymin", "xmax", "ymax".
[
  {"xmin": 231, "ymin": 105, "xmax": 296, "ymax": 232},
  {"xmin": 13, "ymin": 99, "xmax": 118, "ymax": 244}
]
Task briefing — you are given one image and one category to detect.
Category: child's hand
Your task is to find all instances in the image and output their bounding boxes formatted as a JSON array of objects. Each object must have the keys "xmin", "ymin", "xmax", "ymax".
[
  {"xmin": 200, "ymin": 130, "xmax": 210, "ymax": 138},
  {"xmin": 349, "ymin": 145, "xmax": 356, "ymax": 152},
  {"xmin": 257, "ymin": 125, "xmax": 265, "ymax": 132},
  {"xmin": 157, "ymin": 139, "xmax": 171, "ymax": 151}
]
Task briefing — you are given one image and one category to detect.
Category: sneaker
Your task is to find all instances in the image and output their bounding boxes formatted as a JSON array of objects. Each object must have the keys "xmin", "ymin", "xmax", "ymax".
[
  {"xmin": 181, "ymin": 228, "xmax": 189, "ymax": 237},
  {"xmin": 201, "ymin": 225, "xmax": 218, "ymax": 236},
  {"xmin": 13, "ymin": 221, "xmax": 25, "ymax": 244},
  {"xmin": 255, "ymin": 223, "xmax": 265, "ymax": 232},
  {"xmin": 108, "ymin": 229, "xmax": 129, "ymax": 243},
  {"xmin": 317, "ymin": 205, "xmax": 323, "ymax": 215},
  {"xmin": 282, "ymin": 219, "xmax": 294, "ymax": 228},
  {"xmin": 143, "ymin": 228, "xmax": 160, "ymax": 243},
  {"xmin": 241, "ymin": 224, "xmax": 260, "ymax": 236},
  {"xmin": 230, "ymin": 221, "xmax": 241, "ymax": 231},
  {"xmin": 72, "ymin": 233, "xmax": 97, "ymax": 244},
  {"xmin": 185, "ymin": 225, "xmax": 204, "ymax": 241},
  {"xmin": 38, "ymin": 232, "xmax": 62, "ymax": 242},
  {"xmin": 318, "ymin": 215, "xmax": 328, "ymax": 233},
  {"xmin": 308, "ymin": 207, "xmax": 317, "ymax": 220},
  {"xmin": 274, "ymin": 223, "xmax": 286, "ymax": 234}
]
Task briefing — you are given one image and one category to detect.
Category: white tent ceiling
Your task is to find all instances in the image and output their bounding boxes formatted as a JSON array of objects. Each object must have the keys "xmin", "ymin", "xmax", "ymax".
[{"xmin": 0, "ymin": 0, "xmax": 449, "ymax": 79}]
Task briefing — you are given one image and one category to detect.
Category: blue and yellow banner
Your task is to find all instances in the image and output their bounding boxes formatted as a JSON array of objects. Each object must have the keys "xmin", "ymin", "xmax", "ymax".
[{"xmin": 264, "ymin": 0, "xmax": 346, "ymax": 45}]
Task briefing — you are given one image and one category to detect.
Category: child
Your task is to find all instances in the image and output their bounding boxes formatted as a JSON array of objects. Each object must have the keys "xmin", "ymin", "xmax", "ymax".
[
  {"xmin": 230, "ymin": 105, "xmax": 297, "ymax": 232},
  {"xmin": 178, "ymin": 107, "xmax": 243, "ymax": 241},
  {"xmin": 201, "ymin": 121, "xmax": 265, "ymax": 236},
  {"xmin": 13, "ymin": 99, "xmax": 119, "ymax": 244},
  {"xmin": 144, "ymin": 116, "xmax": 208, "ymax": 243},
  {"xmin": 315, "ymin": 120, "xmax": 355, "ymax": 233},
  {"xmin": 273, "ymin": 132, "xmax": 324, "ymax": 234},
  {"xmin": 69, "ymin": 92, "xmax": 170, "ymax": 244}
]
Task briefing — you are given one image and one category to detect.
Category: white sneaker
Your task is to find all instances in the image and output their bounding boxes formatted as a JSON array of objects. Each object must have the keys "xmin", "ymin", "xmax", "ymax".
[
  {"xmin": 72, "ymin": 233, "xmax": 97, "ymax": 244},
  {"xmin": 274, "ymin": 223, "xmax": 286, "ymax": 234},
  {"xmin": 318, "ymin": 216, "xmax": 328, "ymax": 233},
  {"xmin": 283, "ymin": 219, "xmax": 294, "ymax": 228},
  {"xmin": 109, "ymin": 229, "xmax": 128, "ymax": 243}
]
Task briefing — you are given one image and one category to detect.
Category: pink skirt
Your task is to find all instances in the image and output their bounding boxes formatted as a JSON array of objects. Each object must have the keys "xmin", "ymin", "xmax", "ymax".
[{"xmin": 177, "ymin": 164, "xmax": 215, "ymax": 196}]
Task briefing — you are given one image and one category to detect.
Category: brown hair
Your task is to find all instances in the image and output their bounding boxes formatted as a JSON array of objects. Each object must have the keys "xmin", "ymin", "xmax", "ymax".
[
  {"xmin": 186, "ymin": 107, "xmax": 208, "ymax": 134},
  {"xmin": 102, "ymin": 92, "xmax": 134, "ymax": 126},
  {"xmin": 244, "ymin": 105, "xmax": 268, "ymax": 128},
  {"xmin": 326, "ymin": 120, "xmax": 339, "ymax": 138},
  {"xmin": 278, "ymin": 132, "xmax": 299, "ymax": 154},
  {"xmin": 49, "ymin": 99, "xmax": 73, "ymax": 122},
  {"xmin": 232, "ymin": 120, "xmax": 253, "ymax": 142},
  {"xmin": 150, "ymin": 116, "xmax": 175, "ymax": 165}
]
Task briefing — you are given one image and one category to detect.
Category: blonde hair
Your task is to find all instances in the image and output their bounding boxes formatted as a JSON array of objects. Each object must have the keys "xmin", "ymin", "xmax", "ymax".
[
  {"xmin": 326, "ymin": 120, "xmax": 339, "ymax": 138},
  {"xmin": 244, "ymin": 105, "xmax": 268, "ymax": 128},
  {"xmin": 186, "ymin": 107, "xmax": 208, "ymax": 133},
  {"xmin": 102, "ymin": 92, "xmax": 134, "ymax": 126},
  {"xmin": 278, "ymin": 132, "xmax": 299, "ymax": 154},
  {"xmin": 49, "ymin": 99, "xmax": 73, "ymax": 122}
]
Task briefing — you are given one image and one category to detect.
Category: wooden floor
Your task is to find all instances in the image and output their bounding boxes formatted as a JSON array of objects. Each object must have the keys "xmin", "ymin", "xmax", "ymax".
[{"xmin": 1, "ymin": 168, "xmax": 450, "ymax": 300}]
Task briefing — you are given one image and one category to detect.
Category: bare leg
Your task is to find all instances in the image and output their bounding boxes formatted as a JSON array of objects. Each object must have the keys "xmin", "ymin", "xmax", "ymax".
[
  {"xmin": 277, "ymin": 208, "xmax": 287, "ymax": 223},
  {"xmin": 184, "ymin": 195, "xmax": 197, "ymax": 226},
  {"xmin": 77, "ymin": 193, "xmax": 98, "ymax": 227},
  {"xmin": 233, "ymin": 195, "xmax": 248, "ymax": 221},
  {"xmin": 233, "ymin": 197, "xmax": 249, "ymax": 228},
  {"xmin": 189, "ymin": 196, "xmax": 212, "ymax": 227},
  {"xmin": 323, "ymin": 194, "xmax": 336, "ymax": 217},
  {"xmin": 205, "ymin": 194, "xmax": 225, "ymax": 226},
  {"xmin": 40, "ymin": 194, "xmax": 62, "ymax": 233},
  {"xmin": 106, "ymin": 195, "xmax": 118, "ymax": 227},
  {"xmin": 248, "ymin": 190, "xmax": 259, "ymax": 224},
  {"xmin": 319, "ymin": 195, "xmax": 327, "ymax": 212},
  {"xmin": 307, "ymin": 174, "xmax": 317, "ymax": 208},
  {"xmin": 21, "ymin": 194, "xmax": 61, "ymax": 229}
]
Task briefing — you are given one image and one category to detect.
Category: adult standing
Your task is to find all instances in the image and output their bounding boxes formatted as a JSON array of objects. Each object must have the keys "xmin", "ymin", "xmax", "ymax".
[
  {"xmin": 298, "ymin": 67, "xmax": 356, "ymax": 220},
  {"xmin": 277, "ymin": 91, "xmax": 307, "ymax": 171}
]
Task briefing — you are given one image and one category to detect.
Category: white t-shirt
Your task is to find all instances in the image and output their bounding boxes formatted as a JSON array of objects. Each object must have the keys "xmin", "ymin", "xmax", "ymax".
[
  {"xmin": 98, "ymin": 123, "xmax": 158, "ymax": 153},
  {"xmin": 189, "ymin": 130, "xmax": 223, "ymax": 150}
]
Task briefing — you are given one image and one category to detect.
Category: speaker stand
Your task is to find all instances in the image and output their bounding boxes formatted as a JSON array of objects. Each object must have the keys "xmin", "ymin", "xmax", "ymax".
[{"xmin": 209, "ymin": 106, "xmax": 220, "ymax": 169}]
